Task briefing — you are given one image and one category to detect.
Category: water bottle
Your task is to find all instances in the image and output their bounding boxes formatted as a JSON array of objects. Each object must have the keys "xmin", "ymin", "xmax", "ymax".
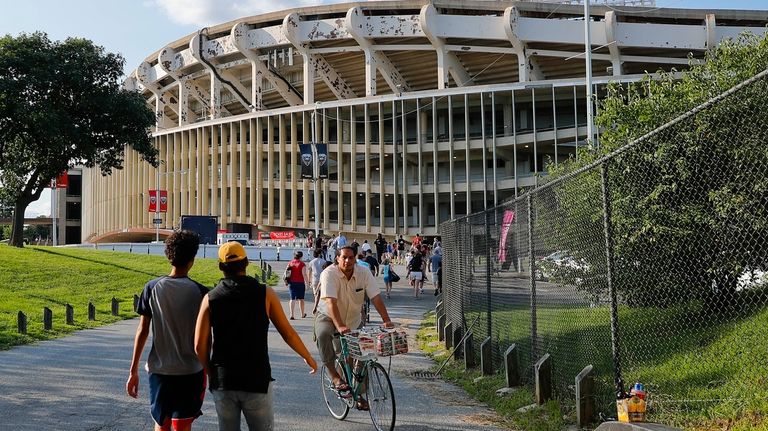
[{"xmin": 630, "ymin": 382, "xmax": 646, "ymax": 400}]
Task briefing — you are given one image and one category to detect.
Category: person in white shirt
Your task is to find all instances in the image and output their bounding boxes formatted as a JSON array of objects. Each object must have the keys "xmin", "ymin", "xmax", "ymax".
[
  {"xmin": 314, "ymin": 246, "xmax": 394, "ymax": 410},
  {"xmin": 308, "ymin": 248, "xmax": 327, "ymax": 314},
  {"xmin": 360, "ymin": 240, "xmax": 372, "ymax": 254}
]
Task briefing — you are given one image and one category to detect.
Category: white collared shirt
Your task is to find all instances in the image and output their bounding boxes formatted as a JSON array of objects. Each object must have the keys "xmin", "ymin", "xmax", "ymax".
[{"xmin": 318, "ymin": 264, "xmax": 380, "ymax": 328}]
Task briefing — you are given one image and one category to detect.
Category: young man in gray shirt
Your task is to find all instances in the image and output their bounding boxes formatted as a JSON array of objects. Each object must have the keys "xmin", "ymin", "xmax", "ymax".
[{"xmin": 126, "ymin": 230, "xmax": 209, "ymax": 431}]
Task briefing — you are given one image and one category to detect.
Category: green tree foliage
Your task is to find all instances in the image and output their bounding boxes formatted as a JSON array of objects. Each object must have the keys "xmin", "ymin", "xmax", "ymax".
[
  {"xmin": 0, "ymin": 32, "xmax": 158, "ymax": 247},
  {"xmin": 545, "ymin": 33, "xmax": 768, "ymax": 309}
]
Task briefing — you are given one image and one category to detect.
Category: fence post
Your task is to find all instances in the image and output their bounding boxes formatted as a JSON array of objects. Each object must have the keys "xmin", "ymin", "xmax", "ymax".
[
  {"xmin": 484, "ymin": 210, "xmax": 492, "ymax": 351},
  {"xmin": 480, "ymin": 336, "xmax": 493, "ymax": 375},
  {"xmin": 505, "ymin": 344, "xmax": 521, "ymax": 387},
  {"xmin": 65, "ymin": 304, "xmax": 74, "ymax": 325},
  {"xmin": 464, "ymin": 332, "xmax": 475, "ymax": 369},
  {"xmin": 534, "ymin": 353, "xmax": 552, "ymax": 404},
  {"xmin": 528, "ymin": 194, "xmax": 538, "ymax": 361},
  {"xmin": 452, "ymin": 326, "xmax": 463, "ymax": 359},
  {"xmin": 17, "ymin": 311, "xmax": 27, "ymax": 334},
  {"xmin": 111, "ymin": 297, "xmax": 119, "ymax": 316},
  {"xmin": 436, "ymin": 313, "xmax": 446, "ymax": 342},
  {"xmin": 601, "ymin": 162, "xmax": 624, "ymax": 395},
  {"xmin": 43, "ymin": 307, "xmax": 53, "ymax": 330},
  {"xmin": 88, "ymin": 302, "xmax": 96, "ymax": 321},
  {"xmin": 576, "ymin": 365, "xmax": 596, "ymax": 426},
  {"xmin": 444, "ymin": 321, "xmax": 453, "ymax": 349}
]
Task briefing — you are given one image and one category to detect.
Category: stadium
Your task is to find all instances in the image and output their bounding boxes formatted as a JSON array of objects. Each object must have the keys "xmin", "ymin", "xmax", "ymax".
[{"xmin": 76, "ymin": 0, "xmax": 768, "ymax": 243}]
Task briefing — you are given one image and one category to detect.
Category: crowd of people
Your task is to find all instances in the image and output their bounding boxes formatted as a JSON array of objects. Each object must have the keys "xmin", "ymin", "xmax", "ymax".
[{"xmin": 126, "ymin": 230, "xmax": 440, "ymax": 431}]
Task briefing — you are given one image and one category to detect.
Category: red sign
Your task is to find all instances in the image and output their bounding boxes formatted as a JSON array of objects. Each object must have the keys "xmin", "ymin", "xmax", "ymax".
[
  {"xmin": 263, "ymin": 231, "xmax": 295, "ymax": 240},
  {"xmin": 50, "ymin": 172, "xmax": 68, "ymax": 188},
  {"xmin": 148, "ymin": 190, "xmax": 168, "ymax": 213}
]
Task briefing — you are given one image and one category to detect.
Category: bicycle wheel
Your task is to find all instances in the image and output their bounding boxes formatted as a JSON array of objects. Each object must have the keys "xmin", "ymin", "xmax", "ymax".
[
  {"xmin": 321, "ymin": 360, "xmax": 350, "ymax": 420},
  {"xmin": 366, "ymin": 361, "xmax": 396, "ymax": 431}
]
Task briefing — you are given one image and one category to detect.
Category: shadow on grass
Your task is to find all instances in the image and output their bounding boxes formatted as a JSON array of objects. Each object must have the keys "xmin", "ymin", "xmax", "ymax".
[{"xmin": 32, "ymin": 248, "xmax": 160, "ymax": 278}]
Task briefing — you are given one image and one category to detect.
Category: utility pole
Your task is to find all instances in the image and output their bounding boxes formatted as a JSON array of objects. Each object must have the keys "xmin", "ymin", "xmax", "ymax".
[
  {"xmin": 311, "ymin": 106, "xmax": 320, "ymax": 238},
  {"xmin": 584, "ymin": 0, "xmax": 595, "ymax": 147}
]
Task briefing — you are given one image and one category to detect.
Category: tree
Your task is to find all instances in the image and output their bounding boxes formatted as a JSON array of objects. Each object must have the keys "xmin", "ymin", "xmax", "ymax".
[
  {"xmin": 0, "ymin": 32, "xmax": 157, "ymax": 247},
  {"xmin": 545, "ymin": 32, "xmax": 768, "ymax": 310}
]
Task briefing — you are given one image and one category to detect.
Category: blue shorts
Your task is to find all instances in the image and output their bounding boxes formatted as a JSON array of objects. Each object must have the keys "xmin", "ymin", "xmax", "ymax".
[
  {"xmin": 148, "ymin": 370, "xmax": 205, "ymax": 428},
  {"xmin": 288, "ymin": 281, "xmax": 306, "ymax": 300}
]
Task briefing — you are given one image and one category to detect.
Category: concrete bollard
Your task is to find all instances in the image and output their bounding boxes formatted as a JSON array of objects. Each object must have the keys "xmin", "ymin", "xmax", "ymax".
[
  {"xmin": 452, "ymin": 326, "xmax": 463, "ymax": 359},
  {"xmin": 65, "ymin": 304, "xmax": 74, "ymax": 325},
  {"xmin": 111, "ymin": 297, "xmax": 119, "ymax": 316},
  {"xmin": 17, "ymin": 311, "xmax": 27, "ymax": 334},
  {"xmin": 436, "ymin": 313, "xmax": 446, "ymax": 342},
  {"xmin": 534, "ymin": 353, "xmax": 552, "ymax": 405},
  {"xmin": 435, "ymin": 300, "xmax": 444, "ymax": 318},
  {"xmin": 481, "ymin": 337, "xmax": 493, "ymax": 375},
  {"xmin": 576, "ymin": 365, "xmax": 595, "ymax": 427},
  {"xmin": 133, "ymin": 294, "xmax": 140, "ymax": 313},
  {"xmin": 43, "ymin": 307, "xmax": 53, "ymax": 331},
  {"xmin": 505, "ymin": 344, "xmax": 521, "ymax": 387},
  {"xmin": 444, "ymin": 321, "xmax": 453, "ymax": 349},
  {"xmin": 88, "ymin": 302, "xmax": 96, "ymax": 321},
  {"xmin": 464, "ymin": 332, "xmax": 475, "ymax": 368}
]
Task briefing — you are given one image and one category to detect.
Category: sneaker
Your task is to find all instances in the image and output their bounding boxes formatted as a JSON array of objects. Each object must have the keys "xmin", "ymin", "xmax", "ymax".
[{"xmin": 420, "ymin": 287, "xmax": 424, "ymax": 294}]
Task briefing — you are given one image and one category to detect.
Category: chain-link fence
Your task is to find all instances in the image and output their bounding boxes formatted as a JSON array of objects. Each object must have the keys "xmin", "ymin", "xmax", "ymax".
[{"xmin": 439, "ymin": 69, "xmax": 768, "ymax": 425}]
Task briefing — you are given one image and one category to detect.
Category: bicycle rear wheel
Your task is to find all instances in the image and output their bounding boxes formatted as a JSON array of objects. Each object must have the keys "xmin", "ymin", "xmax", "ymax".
[
  {"xmin": 321, "ymin": 361, "xmax": 350, "ymax": 420},
  {"xmin": 366, "ymin": 361, "xmax": 396, "ymax": 431}
]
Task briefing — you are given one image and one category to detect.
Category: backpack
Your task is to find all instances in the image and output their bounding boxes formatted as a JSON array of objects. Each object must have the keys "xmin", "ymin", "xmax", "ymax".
[{"xmin": 283, "ymin": 265, "xmax": 292, "ymax": 283}]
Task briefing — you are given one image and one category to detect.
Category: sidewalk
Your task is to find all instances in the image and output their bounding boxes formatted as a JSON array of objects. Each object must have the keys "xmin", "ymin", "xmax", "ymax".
[{"xmin": 0, "ymin": 259, "xmax": 507, "ymax": 430}]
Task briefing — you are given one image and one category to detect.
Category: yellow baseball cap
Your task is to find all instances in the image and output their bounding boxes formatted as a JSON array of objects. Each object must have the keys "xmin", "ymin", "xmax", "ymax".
[{"xmin": 218, "ymin": 241, "xmax": 247, "ymax": 263}]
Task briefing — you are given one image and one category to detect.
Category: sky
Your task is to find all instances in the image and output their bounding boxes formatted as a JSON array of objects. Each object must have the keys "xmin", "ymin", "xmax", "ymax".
[{"xmin": 3, "ymin": 0, "xmax": 767, "ymax": 217}]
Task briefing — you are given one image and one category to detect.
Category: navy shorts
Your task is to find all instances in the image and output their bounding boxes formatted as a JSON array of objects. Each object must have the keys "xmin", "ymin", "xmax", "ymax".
[
  {"xmin": 148, "ymin": 370, "xmax": 205, "ymax": 428},
  {"xmin": 288, "ymin": 281, "xmax": 306, "ymax": 300}
]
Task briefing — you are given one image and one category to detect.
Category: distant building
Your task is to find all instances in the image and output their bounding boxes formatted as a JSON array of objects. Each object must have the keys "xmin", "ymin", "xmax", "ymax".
[
  {"xmin": 81, "ymin": 0, "xmax": 768, "ymax": 242},
  {"xmin": 52, "ymin": 168, "xmax": 83, "ymax": 244}
]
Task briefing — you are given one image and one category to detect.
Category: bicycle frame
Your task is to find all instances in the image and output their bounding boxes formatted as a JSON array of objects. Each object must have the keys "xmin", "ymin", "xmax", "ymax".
[{"xmin": 338, "ymin": 334, "xmax": 372, "ymax": 403}]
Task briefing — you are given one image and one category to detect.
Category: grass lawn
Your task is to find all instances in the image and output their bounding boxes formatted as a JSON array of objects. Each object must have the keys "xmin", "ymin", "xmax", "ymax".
[
  {"xmin": 437, "ymin": 300, "xmax": 768, "ymax": 430},
  {"xmin": 0, "ymin": 245, "xmax": 275, "ymax": 350}
]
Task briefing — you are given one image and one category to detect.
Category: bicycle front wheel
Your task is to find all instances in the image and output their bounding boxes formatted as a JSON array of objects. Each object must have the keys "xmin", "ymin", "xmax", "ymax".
[
  {"xmin": 321, "ymin": 361, "xmax": 350, "ymax": 420},
  {"xmin": 366, "ymin": 361, "xmax": 396, "ymax": 431}
]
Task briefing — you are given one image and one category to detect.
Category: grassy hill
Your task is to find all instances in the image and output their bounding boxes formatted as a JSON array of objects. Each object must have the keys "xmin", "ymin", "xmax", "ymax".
[{"xmin": 0, "ymin": 245, "xmax": 270, "ymax": 350}]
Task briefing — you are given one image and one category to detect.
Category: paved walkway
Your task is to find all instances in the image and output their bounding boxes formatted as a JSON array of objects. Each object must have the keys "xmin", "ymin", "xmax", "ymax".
[{"xmin": 0, "ymin": 260, "xmax": 508, "ymax": 430}]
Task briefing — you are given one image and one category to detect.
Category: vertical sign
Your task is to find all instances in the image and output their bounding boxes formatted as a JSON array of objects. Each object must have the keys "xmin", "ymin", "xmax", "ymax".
[
  {"xmin": 148, "ymin": 190, "xmax": 157, "ymax": 213},
  {"xmin": 299, "ymin": 144, "xmax": 314, "ymax": 179},
  {"xmin": 498, "ymin": 210, "xmax": 515, "ymax": 263},
  {"xmin": 316, "ymin": 143, "xmax": 328, "ymax": 179},
  {"xmin": 159, "ymin": 190, "xmax": 168, "ymax": 213}
]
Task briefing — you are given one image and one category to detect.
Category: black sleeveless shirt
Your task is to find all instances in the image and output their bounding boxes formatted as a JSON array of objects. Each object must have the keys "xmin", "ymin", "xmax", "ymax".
[{"xmin": 207, "ymin": 275, "xmax": 273, "ymax": 393}]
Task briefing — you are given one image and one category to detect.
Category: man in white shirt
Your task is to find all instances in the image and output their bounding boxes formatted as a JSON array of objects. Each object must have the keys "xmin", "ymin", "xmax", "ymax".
[{"xmin": 314, "ymin": 246, "xmax": 393, "ymax": 410}]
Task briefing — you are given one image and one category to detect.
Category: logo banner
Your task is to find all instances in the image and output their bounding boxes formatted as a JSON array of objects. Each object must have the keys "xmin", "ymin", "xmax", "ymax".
[
  {"xmin": 300, "ymin": 144, "xmax": 314, "ymax": 179},
  {"xmin": 148, "ymin": 190, "xmax": 168, "ymax": 213},
  {"xmin": 316, "ymin": 143, "xmax": 328, "ymax": 179},
  {"xmin": 498, "ymin": 210, "xmax": 516, "ymax": 263}
]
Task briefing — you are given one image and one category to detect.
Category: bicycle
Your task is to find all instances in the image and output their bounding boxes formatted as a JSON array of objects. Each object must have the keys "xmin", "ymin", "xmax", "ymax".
[{"xmin": 320, "ymin": 327, "xmax": 407, "ymax": 431}]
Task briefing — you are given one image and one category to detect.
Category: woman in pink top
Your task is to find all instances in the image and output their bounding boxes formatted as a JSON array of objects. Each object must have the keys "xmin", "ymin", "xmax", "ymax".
[{"xmin": 285, "ymin": 251, "xmax": 309, "ymax": 319}]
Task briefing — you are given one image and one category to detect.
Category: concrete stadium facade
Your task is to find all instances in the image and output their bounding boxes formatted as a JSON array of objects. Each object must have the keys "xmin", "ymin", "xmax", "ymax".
[{"xmin": 81, "ymin": 1, "xmax": 768, "ymax": 242}]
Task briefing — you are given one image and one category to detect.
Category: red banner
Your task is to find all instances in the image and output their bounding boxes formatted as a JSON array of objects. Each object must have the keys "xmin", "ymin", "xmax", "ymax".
[
  {"xmin": 267, "ymin": 231, "xmax": 295, "ymax": 240},
  {"xmin": 50, "ymin": 171, "xmax": 68, "ymax": 188},
  {"xmin": 148, "ymin": 190, "xmax": 168, "ymax": 213}
]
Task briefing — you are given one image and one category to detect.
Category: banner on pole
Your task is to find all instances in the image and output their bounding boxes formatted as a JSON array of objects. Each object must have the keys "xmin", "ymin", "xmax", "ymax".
[
  {"xmin": 299, "ymin": 144, "xmax": 314, "ymax": 179},
  {"xmin": 148, "ymin": 190, "xmax": 168, "ymax": 213},
  {"xmin": 50, "ymin": 171, "xmax": 68, "ymax": 189},
  {"xmin": 498, "ymin": 210, "xmax": 516, "ymax": 263},
  {"xmin": 316, "ymin": 143, "xmax": 328, "ymax": 179}
]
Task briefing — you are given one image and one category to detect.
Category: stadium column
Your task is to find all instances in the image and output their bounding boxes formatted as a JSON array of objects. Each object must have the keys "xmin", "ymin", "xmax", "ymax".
[
  {"xmin": 364, "ymin": 104, "xmax": 371, "ymax": 233},
  {"xmin": 255, "ymin": 118, "xmax": 264, "ymax": 226},
  {"xmin": 220, "ymin": 124, "xmax": 229, "ymax": 229},
  {"xmin": 266, "ymin": 116, "xmax": 274, "ymax": 226},
  {"xmin": 278, "ymin": 114, "xmax": 287, "ymax": 227},
  {"xmin": 210, "ymin": 125, "xmax": 219, "ymax": 224},
  {"xmin": 240, "ymin": 120, "xmax": 248, "ymax": 223},
  {"xmin": 350, "ymin": 106, "xmax": 357, "ymax": 232}
]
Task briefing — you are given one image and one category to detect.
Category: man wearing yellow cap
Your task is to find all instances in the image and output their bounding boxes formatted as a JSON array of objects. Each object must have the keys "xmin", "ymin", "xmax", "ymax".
[{"xmin": 195, "ymin": 241, "xmax": 317, "ymax": 431}]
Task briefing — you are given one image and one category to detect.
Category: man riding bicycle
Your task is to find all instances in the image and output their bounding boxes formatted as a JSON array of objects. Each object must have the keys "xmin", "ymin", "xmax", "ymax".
[{"xmin": 314, "ymin": 245, "xmax": 395, "ymax": 410}]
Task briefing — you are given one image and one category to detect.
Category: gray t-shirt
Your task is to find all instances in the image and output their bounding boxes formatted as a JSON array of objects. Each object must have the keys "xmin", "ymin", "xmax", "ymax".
[{"xmin": 137, "ymin": 276, "xmax": 208, "ymax": 375}]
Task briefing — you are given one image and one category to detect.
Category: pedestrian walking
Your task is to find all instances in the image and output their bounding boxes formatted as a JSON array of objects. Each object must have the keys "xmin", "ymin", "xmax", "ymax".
[
  {"xmin": 308, "ymin": 248, "xmax": 326, "ymax": 314},
  {"xmin": 374, "ymin": 233, "xmax": 388, "ymax": 263},
  {"xmin": 285, "ymin": 251, "xmax": 309, "ymax": 319},
  {"xmin": 429, "ymin": 248, "xmax": 442, "ymax": 296},
  {"xmin": 195, "ymin": 241, "xmax": 317, "ymax": 431},
  {"xmin": 126, "ymin": 230, "xmax": 208, "ymax": 431},
  {"xmin": 407, "ymin": 251, "xmax": 426, "ymax": 299}
]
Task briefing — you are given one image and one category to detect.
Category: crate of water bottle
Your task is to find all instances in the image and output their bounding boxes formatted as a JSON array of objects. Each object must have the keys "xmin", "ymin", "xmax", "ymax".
[
  {"xmin": 344, "ymin": 331, "xmax": 377, "ymax": 360},
  {"xmin": 374, "ymin": 328, "xmax": 409, "ymax": 357}
]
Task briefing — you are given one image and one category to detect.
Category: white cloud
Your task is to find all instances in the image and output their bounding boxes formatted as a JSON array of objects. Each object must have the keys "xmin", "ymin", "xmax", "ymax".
[
  {"xmin": 149, "ymin": 0, "xmax": 326, "ymax": 27},
  {"xmin": 25, "ymin": 189, "xmax": 51, "ymax": 218}
]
